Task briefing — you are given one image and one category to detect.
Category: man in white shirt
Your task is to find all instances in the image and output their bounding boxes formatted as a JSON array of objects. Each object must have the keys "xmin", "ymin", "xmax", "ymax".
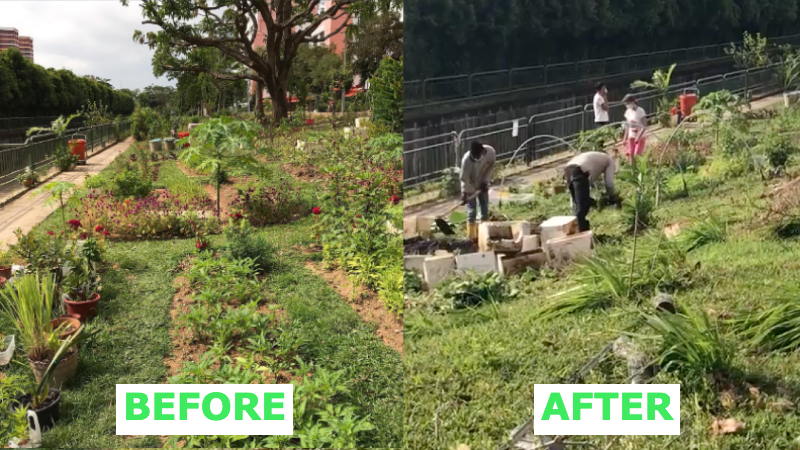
[
  {"xmin": 460, "ymin": 141, "xmax": 496, "ymax": 240},
  {"xmin": 563, "ymin": 151, "xmax": 619, "ymax": 232},
  {"xmin": 593, "ymin": 83, "xmax": 609, "ymax": 128}
]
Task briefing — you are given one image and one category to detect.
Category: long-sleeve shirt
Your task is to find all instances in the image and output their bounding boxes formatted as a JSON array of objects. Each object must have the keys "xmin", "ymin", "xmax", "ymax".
[
  {"xmin": 566, "ymin": 151, "xmax": 616, "ymax": 197},
  {"xmin": 460, "ymin": 145, "xmax": 496, "ymax": 194}
]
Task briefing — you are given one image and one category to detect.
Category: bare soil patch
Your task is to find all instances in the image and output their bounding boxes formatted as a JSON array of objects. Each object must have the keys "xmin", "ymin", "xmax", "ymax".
[
  {"xmin": 281, "ymin": 163, "xmax": 328, "ymax": 183},
  {"xmin": 203, "ymin": 181, "xmax": 242, "ymax": 219},
  {"xmin": 164, "ymin": 275, "xmax": 210, "ymax": 378},
  {"xmin": 305, "ymin": 261, "xmax": 403, "ymax": 355}
]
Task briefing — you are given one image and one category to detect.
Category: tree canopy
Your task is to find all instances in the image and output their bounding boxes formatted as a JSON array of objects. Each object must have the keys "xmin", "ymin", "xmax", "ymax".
[
  {"xmin": 406, "ymin": 0, "xmax": 800, "ymax": 80},
  {"xmin": 0, "ymin": 48, "xmax": 135, "ymax": 118}
]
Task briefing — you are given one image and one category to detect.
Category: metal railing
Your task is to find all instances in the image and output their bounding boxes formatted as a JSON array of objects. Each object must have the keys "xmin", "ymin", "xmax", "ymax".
[
  {"xmin": 404, "ymin": 34, "xmax": 800, "ymax": 110},
  {"xmin": 0, "ymin": 121, "xmax": 131, "ymax": 187},
  {"xmin": 403, "ymin": 66, "xmax": 781, "ymax": 188}
]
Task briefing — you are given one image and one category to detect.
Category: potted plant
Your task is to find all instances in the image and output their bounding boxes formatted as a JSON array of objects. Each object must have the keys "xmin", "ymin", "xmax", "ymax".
[
  {"xmin": 1, "ymin": 374, "xmax": 30, "ymax": 448},
  {"xmin": 9, "ymin": 327, "xmax": 96, "ymax": 437},
  {"xmin": 15, "ymin": 167, "xmax": 42, "ymax": 188},
  {"xmin": 0, "ymin": 245, "xmax": 12, "ymax": 279},
  {"xmin": 62, "ymin": 258, "xmax": 101, "ymax": 320},
  {"xmin": 26, "ymin": 115, "xmax": 80, "ymax": 172},
  {"xmin": 0, "ymin": 274, "xmax": 78, "ymax": 388}
]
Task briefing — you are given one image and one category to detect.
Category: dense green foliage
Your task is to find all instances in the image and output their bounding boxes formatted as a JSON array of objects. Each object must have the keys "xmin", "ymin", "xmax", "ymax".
[
  {"xmin": 406, "ymin": 0, "xmax": 800, "ymax": 78},
  {"xmin": 370, "ymin": 57, "xmax": 403, "ymax": 133},
  {"xmin": 0, "ymin": 48, "xmax": 135, "ymax": 117}
]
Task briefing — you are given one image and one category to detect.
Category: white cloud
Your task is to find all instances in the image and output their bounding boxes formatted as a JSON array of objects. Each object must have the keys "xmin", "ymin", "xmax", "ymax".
[{"xmin": 1, "ymin": 0, "xmax": 175, "ymax": 90}]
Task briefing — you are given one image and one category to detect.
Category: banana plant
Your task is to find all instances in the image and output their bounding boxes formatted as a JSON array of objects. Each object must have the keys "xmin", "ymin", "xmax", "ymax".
[
  {"xmin": 631, "ymin": 64, "xmax": 677, "ymax": 127},
  {"xmin": 26, "ymin": 115, "xmax": 81, "ymax": 171}
]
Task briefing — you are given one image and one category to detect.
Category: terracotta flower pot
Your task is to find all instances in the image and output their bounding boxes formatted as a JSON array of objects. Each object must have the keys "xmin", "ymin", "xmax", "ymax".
[
  {"xmin": 0, "ymin": 277, "xmax": 6, "ymax": 289},
  {"xmin": 0, "ymin": 266, "xmax": 12, "ymax": 279},
  {"xmin": 23, "ymin": 179, "xmax": 34, "ymax": 188},
  {"xmin": 29, "ymin": 350, "xmax": 77, "ymax": 389},
  {"xmin": 49, "ymin": 316, "xmax": 81, "ymax": 339},
  {"xmin": 10, "ymin": 389, "xmax": 61, "ymax": 432},
  {"xmin": 63, "ymin": 292, "xmax": 100, "ymax": 320}
]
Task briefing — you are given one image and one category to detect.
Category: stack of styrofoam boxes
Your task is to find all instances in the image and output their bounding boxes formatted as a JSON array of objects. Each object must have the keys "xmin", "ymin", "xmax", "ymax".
[
  {"xmin": 539, "ymin": 216, "xmax": 594, "ymax": 268},
  {"xmin": 477, "ymin": 221, "xmax": 548, "ymax": 276}
]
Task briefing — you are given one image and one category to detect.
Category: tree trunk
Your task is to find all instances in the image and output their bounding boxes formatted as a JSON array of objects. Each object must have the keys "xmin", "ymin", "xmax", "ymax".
[
  {"xmin": 254, "ymin": 81, "xmax": 264, "ymax": 120},
  {"xmin": 272, "ymin": 91, "xmax": 289, "ymax": 122}
]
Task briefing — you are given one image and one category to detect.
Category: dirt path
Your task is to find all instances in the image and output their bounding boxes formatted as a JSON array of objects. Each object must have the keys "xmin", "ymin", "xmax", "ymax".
[
  {"xmin": 404, "ymin": 94, "xmax": 786, "ymax": 219},
  {"xmin": 0, "ymin": 137, "xmax": 134, "ymax": 248}
]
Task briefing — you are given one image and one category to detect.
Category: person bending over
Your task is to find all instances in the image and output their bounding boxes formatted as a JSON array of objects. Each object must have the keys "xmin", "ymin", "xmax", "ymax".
[{"xmin": 563, "ymin": 151, "xmax": 618, "ymax": 232}]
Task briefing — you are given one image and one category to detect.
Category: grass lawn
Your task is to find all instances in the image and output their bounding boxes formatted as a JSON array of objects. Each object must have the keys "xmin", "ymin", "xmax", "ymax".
[
  {"xmin": 405, "ymin": 117, "xmax": 800, "ymax": 449},
  {"xmin": 1, "ymin": 141, "xmax": 402, "ymax": 447}
]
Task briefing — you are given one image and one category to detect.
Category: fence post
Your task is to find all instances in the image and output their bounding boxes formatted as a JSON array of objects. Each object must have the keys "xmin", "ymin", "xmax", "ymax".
[{"xmin": 528, "ymin": 116, "xmax": 536, "ymax": 164}]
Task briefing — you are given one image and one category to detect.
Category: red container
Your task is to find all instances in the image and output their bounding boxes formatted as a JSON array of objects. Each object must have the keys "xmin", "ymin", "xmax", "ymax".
[
  {"xmin": 679, "ymin": 94, "xmax": 698, "ymax": 118},
  {"xmin": 177, "ymin": 132, "xmax": 190, "ymax": 148},
  {"xmin": 68, "ymin": 139, "xmax": 87, "ymax": 161}
]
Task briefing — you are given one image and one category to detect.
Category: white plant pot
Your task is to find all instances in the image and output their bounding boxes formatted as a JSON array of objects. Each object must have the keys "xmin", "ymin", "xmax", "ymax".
[{"xmin": 784, "ymin": 91, "xmax": 800, "ymax": 107}]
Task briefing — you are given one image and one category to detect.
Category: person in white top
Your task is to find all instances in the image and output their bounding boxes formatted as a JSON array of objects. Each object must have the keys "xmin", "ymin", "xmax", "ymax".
[
  {"xmin": 460, "ymin": 141, "xmax": 496, "ymax": 240},
  {"xmin": 622, "ymin": 94, "xmax": 647, "ymax": 163},
  {"xmin": 593, "ymin": 83, "xmax": 609, "ymax": 127}
]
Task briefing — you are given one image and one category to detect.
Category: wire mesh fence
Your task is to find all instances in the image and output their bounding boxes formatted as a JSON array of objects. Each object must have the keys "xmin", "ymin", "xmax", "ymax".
[{"xmin": 403, "ymin": 66, "xmax": 781, "ymax": 189}]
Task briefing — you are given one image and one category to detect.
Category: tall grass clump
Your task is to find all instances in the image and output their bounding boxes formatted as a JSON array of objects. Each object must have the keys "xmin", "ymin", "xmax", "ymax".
[
  {"xmin": 681, "ymin": 216, "xmax": 727, "ymax": 252},
  {"xmin": 734, "ymin": 300, "xmax": 800, "ymax": 353},
  {"xmin": 640, "ymin": 308, "xmax": 734, "ymax": 393}
]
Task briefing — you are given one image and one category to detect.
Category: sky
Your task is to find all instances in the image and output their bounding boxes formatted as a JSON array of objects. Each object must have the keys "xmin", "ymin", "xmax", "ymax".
[{"xmin": 1, "ymin": 0, "xmax": 175, "ymax": 91}]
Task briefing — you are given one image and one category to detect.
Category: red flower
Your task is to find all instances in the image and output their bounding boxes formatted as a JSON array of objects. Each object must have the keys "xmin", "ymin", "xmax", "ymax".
[
  {"xmin": 670, "ymin": 107, "xmax": 677, "ymax": 115},
  {"xmin": 47, "ymin": 231, "xmax": 54, "ymax": 236},
  {"xmin": 312, "ymin": 207, "xmax": 321, "ymax": 215},
  {"xmin": 94, "ymin": 225, "xmax": 104, "ymax": 233},
  {"xmin": 389, "ymin": 195, "xmax": 400, "ymax": 205},
  {"xmin": 79, "ymin": 233, "xmax": 87, "ymax": 240},
  {"xmin": 234, "ymin": 213, "xmax": 243, "ymax": 219},
  {"xmin": 355, "ymin": 214, "xmax": 362, "ymax": 218},
  {"xmin": 67, "ymin": 219, "xmax": 82, "ymax": 230},
  {"xmin": 195, "ymin": 240, "xmax": 207, "ymax": 250},
  {"xmin": 103, "ymin": 230, "xmax": 110, "ymax": 237}
]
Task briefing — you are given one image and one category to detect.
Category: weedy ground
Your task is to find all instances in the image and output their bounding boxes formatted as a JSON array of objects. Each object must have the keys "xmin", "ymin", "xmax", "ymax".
[{"xmin": 405, "ymin": 108, "xmax": 800, "ymax": 449}]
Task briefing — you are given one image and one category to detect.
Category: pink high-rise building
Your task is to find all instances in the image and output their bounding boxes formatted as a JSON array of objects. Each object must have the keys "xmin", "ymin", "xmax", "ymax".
[{"xmin": 0, "ymin": 27, "xmax": 33, "ymax": 61}]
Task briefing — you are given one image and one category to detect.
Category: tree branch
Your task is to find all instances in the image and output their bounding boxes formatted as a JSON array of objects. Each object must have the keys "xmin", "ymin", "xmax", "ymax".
[{"xmin": 162, "ymin": 64, "xmax": 261, "ymax": 82}]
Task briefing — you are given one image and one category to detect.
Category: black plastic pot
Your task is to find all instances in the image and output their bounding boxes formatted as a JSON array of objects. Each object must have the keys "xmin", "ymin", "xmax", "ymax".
[{"xmin": 10, "ymin": 389, "xmax": 61, "ymax": 431}]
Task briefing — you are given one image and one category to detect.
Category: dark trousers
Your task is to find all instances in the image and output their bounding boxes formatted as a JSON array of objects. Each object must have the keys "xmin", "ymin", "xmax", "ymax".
[{"xmin": 565, "ymin": 165, "xmax": 592, "ymax": 232}]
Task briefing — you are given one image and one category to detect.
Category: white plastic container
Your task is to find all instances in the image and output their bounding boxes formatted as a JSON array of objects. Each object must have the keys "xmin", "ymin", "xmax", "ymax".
[{"xmin": 0, "ymin": 334, "xmax": 15, "ymax": 366}]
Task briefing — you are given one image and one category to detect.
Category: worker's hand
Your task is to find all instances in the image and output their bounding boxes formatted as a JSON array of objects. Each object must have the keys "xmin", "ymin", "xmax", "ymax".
[{"xmin": 460, "ymin": 192, "xmax": 469, "ymax": 205}]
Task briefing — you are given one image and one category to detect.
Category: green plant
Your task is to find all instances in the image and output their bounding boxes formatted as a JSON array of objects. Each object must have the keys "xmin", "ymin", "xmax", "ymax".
[
  {"xmin": 27, "ymin": 114, "xmax": 81, "ymax": 171},
  {"xmin": 0, "ymin": 244, "xmax": 11, "ymax": 267},
  {"xmin": 0, "ymin": 273, "xmax": 59, "ymax": 361},
  {"xmin": 734, "ymin": 299, "xmax": 800, "ymax": 352},
  {"xmin": 630, "ymin": 63, "xmax": 676, "ymax": 127},
  {"xmin": 438, "ymin": 166, "xmax": 461, "ymax": 197},
  {"xmin": 0, "ymin": 374, "xmax": 28, "ymax": 446},
  {"xmin": 377, "ymin": 262, "xmax": 403, "ymax": 315},
  {"xmin": 435, "ymin": 271, "xmax": 514, "ymax": 311},
  {"xmin": 694, "ymin": 90, "xmax": 741, "ymax": 146},
  {"xmin": 179, "ymin": 118, "xmax": 260, "ymax": 217},
  {"xmin": 404, "ymin": 269, "xmax": 423, "ymax": 294},
  {"xmin": 726, "ymin": 31, "xmax": 772, "ymax": 69},
  {"xmin": 15, "ymin": 164, "xmax": 45, "ymax": 186},
  {"xmin": 222, "ymin": 217, "xmax": 276, "ymax": 272},
  {"xmin": 681, "ymin": 216, "xmax": 727, "ymax": 252},
  {"xmin": 639, "ymin": 309, "xmax": 734, "ymax": 392},
  {"xmin": 31, "ymin": 181, "xmax": 77, "ymax": 234},
  {"xmin": 113, "ymin": 168, "xmax": 153, "ymax": 198},
  {"xmin": 370, "ymin": 56, "xmax": 403, "ymax": 133}
]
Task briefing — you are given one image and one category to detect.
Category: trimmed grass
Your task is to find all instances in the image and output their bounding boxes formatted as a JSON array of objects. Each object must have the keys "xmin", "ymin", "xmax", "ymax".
[{"xmin": 405, "ymin": 157, "xmax": 800, "ymax": 449}]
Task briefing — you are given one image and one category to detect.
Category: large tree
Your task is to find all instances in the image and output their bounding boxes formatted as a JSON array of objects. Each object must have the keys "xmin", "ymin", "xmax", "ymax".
[
  {"xmin": 347, "ymin": 9, "xmax": 402, "ymax": 82},
  {"xmin": 124, "ymin": 0, "xmax": 366, "ymax": 120}
]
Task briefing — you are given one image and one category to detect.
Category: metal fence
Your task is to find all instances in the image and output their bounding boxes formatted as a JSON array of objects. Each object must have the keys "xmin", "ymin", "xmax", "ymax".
[
  {"xmin": 404, "ymin": 34, "xmax": 800, "ymax": 110},
  {"xmin": 403, "ymin": 66, "xmax": 781, "ymax": 189},
  {"xmin": 0, "ymin": 121, "xmax": 131, "ymax": 187}
]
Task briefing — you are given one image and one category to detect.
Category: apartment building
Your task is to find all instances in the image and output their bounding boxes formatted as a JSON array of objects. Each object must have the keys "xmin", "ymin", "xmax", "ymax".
[{"xmin": 0, "ymin": 27, "xmax": 34, "ymax": 61}]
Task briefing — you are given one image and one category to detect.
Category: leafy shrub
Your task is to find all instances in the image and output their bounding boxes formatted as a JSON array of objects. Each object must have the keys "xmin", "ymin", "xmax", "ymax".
[
  {"xmin": 370, "ymin": 56, "xmax": 402, "ymax": 133},
  {"xmin": 113, "ymin": 169, "xmax": 152, "ymax": 198},
  {"xmin": 223, "ymin": 217, "xmax": 276, "ymax": 272},
  {"xmin": 377, "ymin": 262, "xmax": 403, "ymax": 315},
  {"xmin": 233, "ymin": 181, "xmax": 310, "ymax": 226},
  {"xmin": 436, "ymin": 271, "xmax": 513, "ymax": 310},
  {"xmin": 702, "ymin": 155, "xmax": 748, "ymax": 180},
  {"xmin": 439, "ymin": 166, "xmax": 461, "ymax": 197}
]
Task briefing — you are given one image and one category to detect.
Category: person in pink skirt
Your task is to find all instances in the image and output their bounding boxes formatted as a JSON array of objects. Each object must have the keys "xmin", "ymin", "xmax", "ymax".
[{"xmin": 622, "ymin": 94, "xmax": 647, "ymax": 163}]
